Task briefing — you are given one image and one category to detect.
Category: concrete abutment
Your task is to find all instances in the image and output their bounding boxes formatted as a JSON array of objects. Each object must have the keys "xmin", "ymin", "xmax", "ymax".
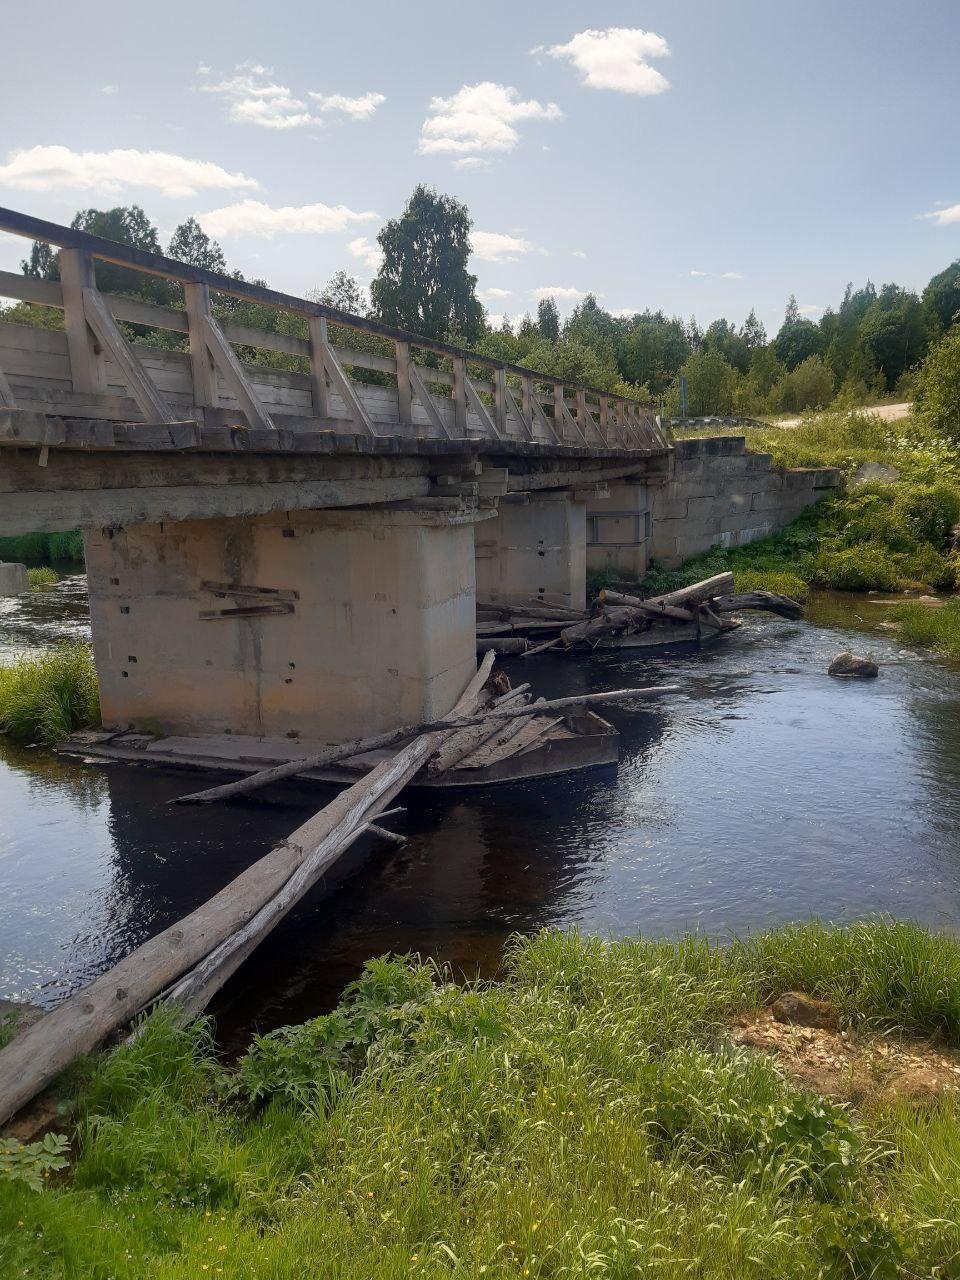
[{"xmin": 475, "ymin": 490, "xmax": 587, "ymax": 612}]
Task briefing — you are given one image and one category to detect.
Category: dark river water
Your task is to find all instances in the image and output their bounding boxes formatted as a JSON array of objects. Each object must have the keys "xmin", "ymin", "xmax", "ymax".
[{"xmin": 2, "ymin": 575, "xmax": 960, "ymax": 1048}]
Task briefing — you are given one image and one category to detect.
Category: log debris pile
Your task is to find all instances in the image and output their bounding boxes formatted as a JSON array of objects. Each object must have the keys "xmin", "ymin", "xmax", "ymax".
[{"xmin": 477, "ymin": 573, "xmax": 804, "ymax": 656}]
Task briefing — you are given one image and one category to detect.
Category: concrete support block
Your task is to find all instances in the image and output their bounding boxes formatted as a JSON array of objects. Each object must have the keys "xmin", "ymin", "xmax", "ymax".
[
  {"xmin": 0, "ymin": 562, "xmax": 28, "ymax": 596},
  {"xmin": 84, "ymin": 506, "xmax": 482, "ymax": 743},
  {"xmin": 585, "ymin": 480, "xmax": 650, "ymax": 581},
  {"xmin": 476, "ymin": 490, "xmax": 587, "ymax": 611}
]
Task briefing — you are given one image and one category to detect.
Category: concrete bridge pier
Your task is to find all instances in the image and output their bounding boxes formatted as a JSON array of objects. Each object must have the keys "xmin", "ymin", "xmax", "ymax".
[
  {"xmin": 83, "ymin": 503, "xmax": 486, "ymax": 744},
  {"xmin": 474, "ymin": 489, "xmax": 587, "ymax": 612},
  {"xmin": 585, "ymin": 479, "xmax": 651, "ymax": 581}
]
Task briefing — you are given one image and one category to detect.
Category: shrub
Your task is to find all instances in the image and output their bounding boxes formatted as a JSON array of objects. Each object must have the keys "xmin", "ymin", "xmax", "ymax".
[
  {"xmin": 810, "ymin": 545, "xmax": 900, "ymax": 591},
  {"xmin": 0, "ymin": 642, "xmax": 100, "ymax": 744},
  {"xmin": 914, "ymin": 327, "xmax": 960, "ymax": 441},
  {"xmin": 27, "ymin": 567, "xmax": 59, "ymax": 590}
]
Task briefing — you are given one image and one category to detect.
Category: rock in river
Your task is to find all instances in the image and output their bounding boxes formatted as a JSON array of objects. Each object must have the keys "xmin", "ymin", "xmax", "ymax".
[{"xmin": 828, "ymin": 651, "xmax": 879, "ymax": 679}]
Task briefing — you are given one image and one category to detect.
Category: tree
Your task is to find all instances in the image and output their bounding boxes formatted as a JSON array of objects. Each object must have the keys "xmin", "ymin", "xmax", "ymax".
[
  {"xmin": 741, "ymin": 308, "xmax": 767, "ymax": 349},
  {"xmin": 20, "ymin": 241, "xmax": 57, "ymax": 279},
  {"xmin": 922, "ymin": 260, "xmax": 960, "ymax": 333},
  {"xmin": 673, "ymin": 349, "xmax": 737, "ymax": 415},
  {"xmin": 315, "ymin": 270, "xmax": 368, "ymax": 314},
  {"xmin": 859, "ymin": 285, "xmax": 930, "ymax": 391},
  {"xmin": 773, "ymin": 296, "xmax": 822, "ymax": 369},
  {"xmin": 778, "ymin": 354, "xmax": 834, "ymax": 412},
  {"xmin": 536, "ymin": 296, "xmax": 560, "ymax": 341},
  {"xmin": 167, "ymin": 218, "xmax": 226, "ymax": 272},
  {"xmin": 914, "ymin": 327, "xmax": 960, "ymax": 440},
  {"xmin": 370, "ymin": 186, "xmax": 483, "ymax": 341}
]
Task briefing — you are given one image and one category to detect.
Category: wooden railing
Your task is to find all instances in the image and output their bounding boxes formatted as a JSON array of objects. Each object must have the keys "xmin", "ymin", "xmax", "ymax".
[{"xmin": 0, "ymin": 207, "xmax": 669, "ymax": 452}]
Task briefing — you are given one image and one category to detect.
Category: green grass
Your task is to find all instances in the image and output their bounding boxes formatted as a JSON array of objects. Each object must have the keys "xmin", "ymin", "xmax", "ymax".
[
  {"xmin": 892, "ymin": 598, "xmax": 960, "ymax": 660},
  {"xmin": 3, "ymin": 921, "xmax": 960, "ymax": 1277},
  {"xmin": 26, "ymin": 567, "xmax": 60, "ymax": 590},
  {"xmin": 0, "ymin": 642, "xmax": 100, "ymax": 745}
]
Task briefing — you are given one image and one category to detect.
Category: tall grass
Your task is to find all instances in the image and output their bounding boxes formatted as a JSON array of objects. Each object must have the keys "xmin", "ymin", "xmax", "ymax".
[
  {"xmin": 0, "ymin": 642, "xmax": 100, "ymax": 744},
  {"xmin": 0, "ymin": 530, "xmax": 84, "ymax": 566},
  {"xmin": 3, "ymin": 922, "xmax": 960, "ymax": 1276},
  {"xmin": 892, "ymin": 598, "xmax": 960, "ymax": 660}
]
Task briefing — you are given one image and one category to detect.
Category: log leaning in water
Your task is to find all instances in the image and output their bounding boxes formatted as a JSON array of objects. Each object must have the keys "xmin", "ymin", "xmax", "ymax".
[{"xmin": 0, "ymin": 653, "xmax": 498, "ymax": 1126}]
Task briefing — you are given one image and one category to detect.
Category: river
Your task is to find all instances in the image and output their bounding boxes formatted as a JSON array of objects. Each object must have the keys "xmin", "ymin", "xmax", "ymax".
[{"xmin": 2, "ymin": 574, "xmax": 959, "ymax": 1048}]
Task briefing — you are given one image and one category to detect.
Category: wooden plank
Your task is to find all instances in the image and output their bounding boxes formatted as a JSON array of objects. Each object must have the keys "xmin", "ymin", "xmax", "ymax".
[
  {"xmin": 504, "ymin": 382, "xmax": 533, "ymax": 441},
  {"xmin": 80, "ymin": 286, "xmax": 175, "ymax": 425},
  {"xmin": 58, "ymin": 249, "xmax": 104, "ymax": 395},
  {"xmin": 407, "ymin": 358, "xmax": 453, "ymax": 439},
  {"xmin": 321, "ymin": 342, "xmax": 376, "ymax": 436},
  {"xmin": 452, "ymin": 357, "xmax": 468, "ymax": 435},
  {"xmin": 194, "ymin": 299, "xmax": 275, "ymax": 432},
  {"xmin": 395, "ymin": 339, "xmax": 413, "ymax": 425},
  {"xmin": 493, "ymin": 366, "xmax": 508, "ymax": 437},
  {"xmin": 307, "ymin": 315, "xmax": 330, "ymax": 419},
  {"xmin": 183, "ymin": 282, "xmax": 218, "ymax": 410},
  {"xmin": 464, "ymin": 373, "xmax": 501, "ymax": 439},
  {"xmin": 0, "ymin": 269, "xmax": 63, "ymax": 307}
]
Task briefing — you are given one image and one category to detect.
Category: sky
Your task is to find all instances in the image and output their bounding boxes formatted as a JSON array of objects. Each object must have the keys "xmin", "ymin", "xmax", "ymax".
[{"xmin": 0, "ymin": 0, "xmax": 958, "ymax": 337}]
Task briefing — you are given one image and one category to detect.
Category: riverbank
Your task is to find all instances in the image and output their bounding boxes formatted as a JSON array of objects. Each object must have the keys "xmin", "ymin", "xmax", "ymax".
[
  {"xmin": 653, "ymin": 409, "xmax": 960, "ymax": 659},
  {"xmin": 2, "ymin": 920, "xmax": 960, "ymax": 1277}
]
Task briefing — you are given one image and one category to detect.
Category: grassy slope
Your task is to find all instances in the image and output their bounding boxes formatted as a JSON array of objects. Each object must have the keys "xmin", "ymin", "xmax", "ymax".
[
  {"xmin": 647, "ymin": 411, "xmax": 960, "ymax": 614},
  {"xmin": 3, "ymin": 921, "xmax": 960, "ymax": 1277}
]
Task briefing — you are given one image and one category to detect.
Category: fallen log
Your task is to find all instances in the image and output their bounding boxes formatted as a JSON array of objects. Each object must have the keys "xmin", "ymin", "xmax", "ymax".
[
  {"xmin": 477, "ymin": 637, "xmax": 529, "ymax": 655},
  {"xmin": 427, "ymin": 686, "xmax": 529, "ymax": 774},
  {"xmin": 598, "ymin": 590, "xmax": 696, "ymax": 623},
  {"xmin": 0, "ymin": 654, "xmax": 498, "ymax": 1124},
  {"xmin": 646, "ymin": 572, "xmax": 735, "ymax": 607},
  {"xmin": 173, "ymin": 683, "xmax": 679, "ymax": 806},
  {"xmin": 712, "ymin": 591, "xmax": 803, "ymax": 620}
]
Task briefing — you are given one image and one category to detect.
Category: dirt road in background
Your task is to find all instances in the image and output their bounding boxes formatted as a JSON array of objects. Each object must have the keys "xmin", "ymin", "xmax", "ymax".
[{"xmin": 779, "ymin": 402, "xmax": 911, "ymax": 429}]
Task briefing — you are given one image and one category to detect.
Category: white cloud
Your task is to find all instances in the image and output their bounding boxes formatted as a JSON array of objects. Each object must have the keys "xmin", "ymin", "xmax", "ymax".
[
  {"xmin": 472, "ymin": 230, "xmax": 537, "ymax": 263},
  {"xmin": 101, "ymin": 84, "xmax": 118, "ymax": 96},
  {"xmin": 612, "ymin": 308, "xmax": 638, "ymax": 318},
  {"xmin": 198, "ymin": 199, "xmax": 378, "ymax": 238},
  {"xmin": 689, "ymin": 269, "xmax": 744, "ymax": 280},
  {"xmin": 532, "ymin": 285, "xmax": 588, "ymax": 302},
  {"xmin": 200, "ymin": 64, "xmax": 384, "ymax": 129},
  {"xmin": 921, "ymin": 202, "xmax": 960, "ymax": 225},
  {"xmin": 309, "ymin": 91, "xmax": 385, "ymax": 119},
  {"xmin": 478, "ymin": 287, "xmax": 512, "ymax": 302},
  {"xmin": 535, "ymin": 28, "xmax": 670, "ymax": 96},
  {"xmin": 419, "ymin": 82, "xmax": 561, "ymax": 158},
  {"xmin": 0, "ymin": 144, "xmax": 259, "ymax": 197},
  {"xmin": 200, "ymin": 64, "xmax": 315, "ymax": 130},
  {"xmin": 346, "ymin": 235, "xmax": 384, "ymax": 272},
  {"xmin": 798, "ymin": 303, "xmax": 824, "ymax": 317},
  {"xmin": 570, "ymin": 249, "xmax": 587, "ymax": 259},
  {"xmin": 453, "ymin": 156, "xmax": 493, "ymax": 172}
]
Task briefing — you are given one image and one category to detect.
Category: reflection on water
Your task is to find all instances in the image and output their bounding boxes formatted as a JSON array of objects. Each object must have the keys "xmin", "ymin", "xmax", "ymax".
[{"xmin": 2, "ymin": 577, "xmax": 960, "ymax": 1046}]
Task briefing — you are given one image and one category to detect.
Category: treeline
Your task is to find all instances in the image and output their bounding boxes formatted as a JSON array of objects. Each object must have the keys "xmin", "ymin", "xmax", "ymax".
[{"xmin": 4, "ymin": 189, "xmax": 960, "ymax": 416}]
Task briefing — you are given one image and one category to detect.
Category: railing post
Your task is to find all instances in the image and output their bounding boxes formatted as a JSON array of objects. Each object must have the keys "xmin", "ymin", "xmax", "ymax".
[
  {"xmin": 493, "ymin": 366, "xmax": 508, "ymax": 437},
  {"xmin": 58, "ymin": 249, "xmax": 104, "ymax": 394},
  {"xmin": 395, "ymin": 340, "xmax": 413, "ymax": 427},
  {"xmin": 308, "ymin": 316, "xmax": 330, "ymax": 419},
  {"xmin": 521, "ymin": 374, "xmax": 535, "ymax": 436},
  {"xmin": 184, "ymin": 282, "xmax": 219, "ymax": 411},
  {"xmin": 452, "ymin": 356, "xmax": 468, "ymax": 435},
  {"xmin": 599, "ymin": 396, "xmax": 610, "ymax": 444},
  {"xmin": 553, "ymin": 383, "xmax": 566, "ymax": 442},
  {"xmin": 575, "ymin": 389, "xmax": 589, "ymax": 440}
]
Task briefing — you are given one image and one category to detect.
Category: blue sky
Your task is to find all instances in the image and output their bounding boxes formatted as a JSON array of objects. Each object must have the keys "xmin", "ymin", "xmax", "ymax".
[{"xmin": 1, "ymin": 0, "xmax": 958, "ymax": 335}]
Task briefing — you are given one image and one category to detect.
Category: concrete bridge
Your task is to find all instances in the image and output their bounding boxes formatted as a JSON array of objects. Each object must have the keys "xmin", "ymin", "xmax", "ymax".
[{"xmin": 0, "ymin": 208, "xmax": 838, "ymax": 745}]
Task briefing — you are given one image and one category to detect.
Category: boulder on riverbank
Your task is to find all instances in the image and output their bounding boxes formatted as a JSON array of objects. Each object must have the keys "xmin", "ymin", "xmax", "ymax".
[
  {"xmin": 848, "ymin": 460, "xmax": 901, "ymax": 489},
  {"xmin": 828, "ymin": 651, "xmax": 880, "ymax": 679}
]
